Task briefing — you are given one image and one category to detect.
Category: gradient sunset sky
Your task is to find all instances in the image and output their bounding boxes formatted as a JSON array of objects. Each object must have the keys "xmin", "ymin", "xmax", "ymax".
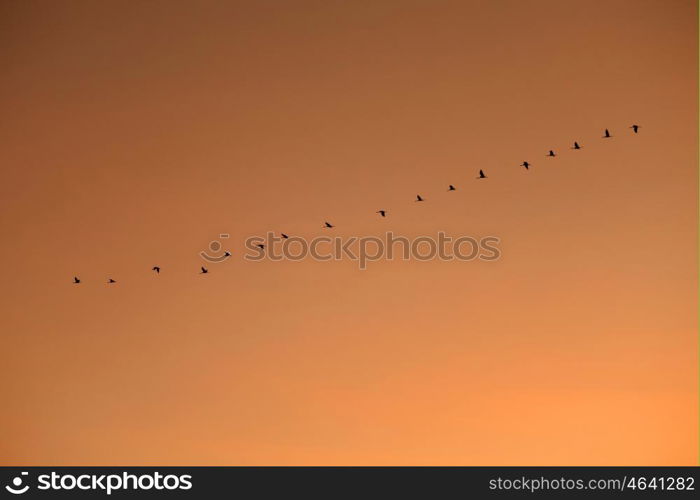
[{"xmin": 0, "ymin": 0, "xmax": 697, "ymax": 465}]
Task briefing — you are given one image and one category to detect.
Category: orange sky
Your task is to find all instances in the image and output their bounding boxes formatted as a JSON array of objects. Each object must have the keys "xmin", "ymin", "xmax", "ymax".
[{"xmin": 0, "ymin": 0, "xmax": 697, "ymax": 465}]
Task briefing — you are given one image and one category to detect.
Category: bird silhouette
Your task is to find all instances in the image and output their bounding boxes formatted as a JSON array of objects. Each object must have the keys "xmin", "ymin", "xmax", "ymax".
[{"xmin": 63, "ymin": 119, "xmax": 648, "ymax": 284}]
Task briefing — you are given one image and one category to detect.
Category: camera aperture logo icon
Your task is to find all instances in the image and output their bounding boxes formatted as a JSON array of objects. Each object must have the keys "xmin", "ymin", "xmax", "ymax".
[
  {"xmin": 5, "ymin": 472, "xmax": 29, "ymax": 495},
  {"xmin": 200, "ymin": 233, "xmax": 232, "ymax": 263}
]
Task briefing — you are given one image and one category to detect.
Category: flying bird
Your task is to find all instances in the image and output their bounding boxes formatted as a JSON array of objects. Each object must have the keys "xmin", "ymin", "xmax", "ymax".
[
  {"xmin": 152, "ymin": 266, "xmax": 160, "ymax": 273},
  {"xmin": 521, "ymin": 161, "xmax": 530, "ymax": 170},
  {"xmin": 415, "ymin": 195, "xmax": 424, "ymax": 202},
  {"xmin": 324, "ymin": 222, "xmax": 334, "ymax": 228},
  {"xmin": 224, "ymin": 251, "xmax": 231, "ymax": 257},
  {"xmin": 572, "ymin": 141, "xmax": 581, "ymax": 150},
  {"xmin": 376, "ymin": 210, "xmax": 387, "ymax": 217},
  {"xmin": 448, "ymin": 185, "xmax": 456, "ymax": 191},
  {"xmin": 547, "ymin": 150, "xmax": 556, "ymax": 157},
  {"xmin": 108, "ymin": 279, "xmax": 116, "ymax": 284},
  {"xmin": 630, "ymin": 124, "xmax": 640, "ymax": 133},
  {"xmin": 200, "ymin": 266, "xmax": 208, "ymax": 274},
  {"xmin": 478, "ymin": 169, "xmax": 487, "ymax": 179},
  {"xmin": 603, "ymin": 129, "xmax": 612, "ymax": 138},
  {"xmin": 281, "ymin": 233, "xmax": 289, "ymax": 239},
  {"xmin": 73, "ymin": 277, "xmax": 80, "ymax": 284}
]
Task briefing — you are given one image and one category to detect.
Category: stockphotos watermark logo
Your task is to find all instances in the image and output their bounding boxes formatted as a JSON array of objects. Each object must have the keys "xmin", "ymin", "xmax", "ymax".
[
  {"xmin": 201, "ymin": 231, "xmax": 502, "ymax": 270},
  {"xmin": 3, "ymin": 471, "xmax": 192, "ymax": 495},
  {"xmin": 5, "ymin": 472, "xmax": 29, "ymax": 495}
]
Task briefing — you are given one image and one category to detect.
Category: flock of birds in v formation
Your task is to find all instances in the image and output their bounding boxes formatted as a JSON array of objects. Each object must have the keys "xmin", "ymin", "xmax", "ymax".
[{"xmin": 72, "ymin": 124, "xmax": 642, "ymax": 284}]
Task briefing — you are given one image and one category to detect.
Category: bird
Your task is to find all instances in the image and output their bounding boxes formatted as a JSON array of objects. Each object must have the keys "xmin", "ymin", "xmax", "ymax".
[
  {"xmin": 256, "ymin": 244, "xmax": 265, "ymax": 250},
  {"xmin": 61, "ymin": 119, "xmax": 648, "ymax": 283}
]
